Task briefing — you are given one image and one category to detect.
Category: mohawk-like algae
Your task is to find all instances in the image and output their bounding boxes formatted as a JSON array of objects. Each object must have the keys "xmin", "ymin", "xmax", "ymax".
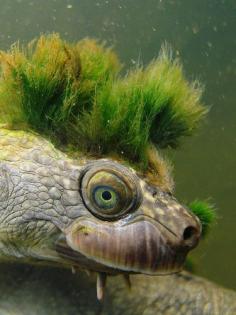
[
  {"xmin": 0, "ymin": 34, "xmax": 215, "ymax": 232},
  {"xmin": 0, "ymin": 34, "xmax": 206, "ymax": 167}
]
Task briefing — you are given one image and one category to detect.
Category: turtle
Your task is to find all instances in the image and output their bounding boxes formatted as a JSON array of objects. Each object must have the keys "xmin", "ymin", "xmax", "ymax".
[{"xmin": 0, "ymin": 34, "xmax": 235, "ymax": 315}]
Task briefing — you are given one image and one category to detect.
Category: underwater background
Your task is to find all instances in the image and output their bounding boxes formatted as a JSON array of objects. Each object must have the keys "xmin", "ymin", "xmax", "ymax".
[{"xmin": 0, "ymin": 0, "xmax": 235, "ymax": 290}]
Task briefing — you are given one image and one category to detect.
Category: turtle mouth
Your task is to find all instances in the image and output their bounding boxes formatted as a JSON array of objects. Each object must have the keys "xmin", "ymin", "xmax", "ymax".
[
  {"xmin": 55, "ymin": 235, "xmax": 125, "ymax": 275},
  {"xmin": 55, "ymin": 216, "xmax": 193, "ymax": 300},
  {"xmin": 55, "ymin": 216, "xmax": 189, "ymax": 276}
]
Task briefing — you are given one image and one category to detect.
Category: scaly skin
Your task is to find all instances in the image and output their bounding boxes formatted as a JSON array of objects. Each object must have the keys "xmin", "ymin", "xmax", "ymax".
[
  {"xmin": 0, "ymin": 128, "xmax": 200, "ymax": 271},
  {"xmin": 0, "ymin": 264, "xmax": 235, "ymax": 315},
  {"xmin": 0, "ymin": 128, "xmax": 235, "ymax": 314}
]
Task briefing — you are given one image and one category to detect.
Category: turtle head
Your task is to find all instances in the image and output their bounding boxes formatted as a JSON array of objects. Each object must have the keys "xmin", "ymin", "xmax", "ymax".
[
  {"xmin": 57, "ymin": 159, "xmax": 201, "ymax": 275},
  {"xmin": 0, "ymin": 133, "xmax": 200, "ymax": 276}
]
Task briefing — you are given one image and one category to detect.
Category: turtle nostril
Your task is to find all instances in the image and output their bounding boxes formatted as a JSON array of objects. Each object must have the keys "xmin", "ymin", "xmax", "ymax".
[
  {"xmin": 183, "ymin": 226, "xmax": 196, "ymax": 240},
  {"xmin": 182, "ymin": 226, "xmax": 199, "ymax": 248}
]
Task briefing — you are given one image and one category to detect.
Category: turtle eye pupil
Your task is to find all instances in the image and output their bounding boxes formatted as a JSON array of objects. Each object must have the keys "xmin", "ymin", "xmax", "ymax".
[{"xmin": 102, "ymin": 190, "xmax": 112, "ymax": 201}]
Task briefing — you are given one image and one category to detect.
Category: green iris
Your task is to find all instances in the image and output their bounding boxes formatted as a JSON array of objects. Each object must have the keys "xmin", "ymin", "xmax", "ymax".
[{"xmin": 93, "ymin": 186, "xmax": 118, "ymax": 210}]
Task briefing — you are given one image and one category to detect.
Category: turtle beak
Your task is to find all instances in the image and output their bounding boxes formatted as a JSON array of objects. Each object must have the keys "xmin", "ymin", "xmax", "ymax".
[
  {"xmin": 55, "ymin": 233, "xmax": 122, "ymax": 274},
  {"xmin": 55, "ymin": 191, "xmax": 201, "ymax": 275}
]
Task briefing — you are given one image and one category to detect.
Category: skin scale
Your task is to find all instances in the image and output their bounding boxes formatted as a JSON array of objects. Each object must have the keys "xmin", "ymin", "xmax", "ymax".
[
  {"xmin": 0, "ymin": 130, "xmax": 236, "ymax": 315},
  {"xmin": 0, "ymin": 263, "xmax": 236, "ymax": 314}
]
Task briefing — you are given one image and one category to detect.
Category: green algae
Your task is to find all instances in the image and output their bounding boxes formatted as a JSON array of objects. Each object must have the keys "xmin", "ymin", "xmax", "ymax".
[
  {"xmin": 0, "ymin": 34, "xmax": 206, "ymax": 169},
  {"xmin": 189, "ymin": 200, "xmax": 217, "ymax": 237}
]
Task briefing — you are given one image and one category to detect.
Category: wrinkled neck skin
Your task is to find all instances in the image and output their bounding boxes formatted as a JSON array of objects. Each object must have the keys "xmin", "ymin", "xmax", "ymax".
[
  {"xmin": 0, "ymin": 128, "xmax": 84, "ymax": 263},
  {"xmin": 0, "ymin": 264, "xmax": 236, "ymax": 315}
]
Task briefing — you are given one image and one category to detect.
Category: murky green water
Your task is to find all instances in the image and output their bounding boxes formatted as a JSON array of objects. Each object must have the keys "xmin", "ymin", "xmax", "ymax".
[{"xmin": 0, "ymin": 0, "xmax": 235, "ymax": 291}]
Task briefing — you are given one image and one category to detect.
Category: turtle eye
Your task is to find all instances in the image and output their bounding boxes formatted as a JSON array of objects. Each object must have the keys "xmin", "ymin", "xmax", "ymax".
[
  {"xmin": 93, "ymin": 186, "xmax": 118, "ymax": 210},
  {"xmin": 80, "ymin": 166, "xmax": 141, "ymax": 220}
]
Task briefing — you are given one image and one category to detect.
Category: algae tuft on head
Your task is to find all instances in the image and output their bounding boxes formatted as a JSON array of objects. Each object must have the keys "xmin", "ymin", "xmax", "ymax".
[
  {"xmin": 0, "ymin": 34, "xmax": 206, "ymax": 168},
  {"xmin": 0, "ymin": 33, "xmax": 214, "ymax": 232}
]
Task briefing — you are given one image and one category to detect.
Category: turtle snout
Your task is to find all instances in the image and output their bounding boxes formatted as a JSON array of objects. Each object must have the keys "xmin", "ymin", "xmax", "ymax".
[
  {"xmin": 168, "ymin": 207, "xmax": 202, "ymax": 251},
  {"xmin": 151, "ymin": 197, "xmax": 202, "ymax": 252}
]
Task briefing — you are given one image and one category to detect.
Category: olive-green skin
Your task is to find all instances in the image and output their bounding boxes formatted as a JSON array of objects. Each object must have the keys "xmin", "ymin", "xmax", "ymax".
[{"xmin": 0, "ymin": 264, "xmax": 236, "ymax": 315}]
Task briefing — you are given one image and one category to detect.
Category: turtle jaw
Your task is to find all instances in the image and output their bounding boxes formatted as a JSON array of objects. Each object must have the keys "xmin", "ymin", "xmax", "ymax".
[{"xmin": 55, "ymin": 212, "xmax": 199, "ymax": 276}]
